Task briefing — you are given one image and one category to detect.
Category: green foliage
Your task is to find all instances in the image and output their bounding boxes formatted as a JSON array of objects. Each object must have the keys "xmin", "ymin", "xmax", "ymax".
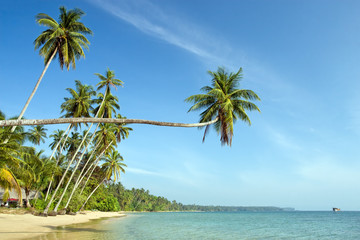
[
  {"xmin": 61, "ymin": 80, "xmax": 96, "ymax": 129},
  {"xmin": 34, "ymin": 6, "xmax": 92, "ymax": 70},
  {"xmin": 102, "ymin": 150, "xmax": 126, "ymax": 181},
  {"xmin": 185, "ymin": 67, "xmax": 260, "ymax": 146},
  {"xmin": 95, "ymin": 68, "xmax": 123, "ymax": 95},
  {"xmin": 66, "ymin": 191, "xmax": 87, "ymax": 212},
  {"xmin": 27, "ymin": 125, "xmax": 47, "ymax": 145},
  {"xmin": 31, "ymin": 199, "xmax": 49, "ymax": 210},
  {"xmin": 96, "ymin": 195, "xmax": 120, "ymax": 212}
]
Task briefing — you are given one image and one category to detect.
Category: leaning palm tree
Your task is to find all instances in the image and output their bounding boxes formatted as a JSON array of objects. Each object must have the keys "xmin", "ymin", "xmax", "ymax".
[
  {"xmin": 43, "ymin": 80, "xmax": 95, "ymax": 212},
  {"xmin": 57, "ymin": 70, "xmax": 124, "ymax": 210},
  {"xmin": 61, "ymin": 122, "xmax": 118, "ymax": 211},
  {"xmin": 78, "ymin": 150, "xmax": 126, "ymax": 211},
  {"xmin": 185, "ymin": 67, "xmax": 261, "ymax": 146},
  {"xmin": 27, "ymin": 125, "xmax": 47, "ymax": 145},
  {"xmin": 8, "ymin": 7, "xmax": 92, "ymax": 135},
  {"xmin": 0, "ymin": 67, "xmax": 260, "ymax": 147},
  {"xmin": 52, "ymin": 78, "xmax": 121, "ymax": 214}
]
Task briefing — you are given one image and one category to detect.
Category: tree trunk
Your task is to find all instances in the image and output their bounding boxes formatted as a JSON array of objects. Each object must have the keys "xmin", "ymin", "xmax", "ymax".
[
  {"xmin": 44, "ymin": 124, "xmax": 90, "ymax": 214},
  {"xmin": 78, "ymin": 178, "xmax": 106, "ymax": 212},
  {"xmin": 44, "ymin": 124, "xmax": 72, "ymax": 201},
  {"xmin": 63, "ymin": 141, "xmax": 101, "ymax": 209},
  {"xmin": 34, "ymin": 190, "xmax": 40, "ymax": 205},
  {"xmin": 52, "ymin": 94, "xmax": 107, "ymax": 212},
  {"xmin": 79, "ymin": 141, "xmax": 113, "ymax": 195},
  {"xmin": 0, "ymin": 117, "xmax": 219, "ymax": 128},
  {"xmin": 61, "ymin": 123, "xmax": 101, "ymax": 210},
  {"xmin": 25, "ymin": 188, "xmax": 31, "ymax": 208},
  {"xmin": 4, "ymin": 48, "xmax": 57, "ymax": 141}
]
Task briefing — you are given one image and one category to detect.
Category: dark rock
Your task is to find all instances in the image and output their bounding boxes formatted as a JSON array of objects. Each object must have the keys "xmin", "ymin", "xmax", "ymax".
[
  {"xmin": 48, "ymin": 211, "xmax": 57, "ymax": 216},
  {"xmin": 38, "ymin": 212, "xmax": 48, "ymax": 217},
  {"xmin": 57, "ymin": 209, "xmax": 66, "ymax": 215}
]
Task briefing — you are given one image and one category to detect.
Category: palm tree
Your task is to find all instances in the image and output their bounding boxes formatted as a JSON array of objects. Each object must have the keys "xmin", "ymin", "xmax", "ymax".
[
  {"xmin": 61, "ymin": 80, "xmax": 96, "ymax": 129},
  {"xmin": 114, "ymin": 114, "xmax": 133, "ymax": 143},
  {"xmin": 43, "ymin": 80, "xmax": 95, "ymax": 214},
  {"xmin": 1, "ymin": 67, "xmax": 260, "ymax": 147},
  {"xmin": 49, "ymin": 130, "xmax": 65, "ymax": 151},
  {"xmin": 95, "ymin": 68, "xmax": 123, "ymax": 95},
  {"xmin": 48, "ymin": 72, "xmax": 122, "ymax": 214},
  {"xmin": 45, "ymin": 129, "xmax": 67, "ymax": 201},
  {"xmin": 0, "ymin": 127, "xmax": 22, "ymax": 204},
  {"xmin": 9, "ymin": 7, "xmax": 92, "ymax": 135},
  {"xmin": 16, "ymin": 148, "xmax": 45, "ymax": 208},
  {"xmin": 27, "ymin": 125, "xmax": 47, "ymax": 145},
  {"xmin": 78, "ymin": 150, "xmax": 126, "ymax": 211},
  {"xmin": 62, "ymin": 122, "xmax": 118, "ymax": 210},
  {"xmin": 102, "ymin": 150, "xmax": 126, "ymax": 181},
  {"xmin": 60, "ymin": 70, "xmax": 124, "ymax": 211},
  {"xmin": 185, "ymin": 67, "xmax": 260, "ymax": 146},
  {"xmin": 94, "ymin": 123, "xmax": 118, "ymax": 154},
  {"xmin": 66, "ymin": 132, "xmax": 82, "ymax": 158},
  {"xmin": 79, "ymin": 140, "xmax": 114, "ymax": 195},
  {"xmin": 92, "ymin": 93, "xmax": 120, "ymax": 118}
]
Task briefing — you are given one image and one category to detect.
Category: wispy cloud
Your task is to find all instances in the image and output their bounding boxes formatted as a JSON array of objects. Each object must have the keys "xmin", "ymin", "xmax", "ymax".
[
  {"xmin": 266, "ymin": 126, "xmax": 302, "ymax": 151},
  {"xmin": 127, "ymin": 167, "xmax": 161, "ymax": 176},
  {"xmin": 88, "ymin": 0, "xmax": 231, "ymax": 65}
]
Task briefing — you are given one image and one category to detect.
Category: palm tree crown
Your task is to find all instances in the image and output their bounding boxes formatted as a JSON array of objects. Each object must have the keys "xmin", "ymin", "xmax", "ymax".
[
  {"xmin": 114, "ymin": 114, "xmax": 133, "ymax": 143},
  {"xmin": 92, "ymin": 93, "xmax": 120, "ymax": 118},
  {"xmin": 94, "ymin": 123, "xmax": 117, "ymax": 154},
  {"xmin": 27, "ymin": 125, "xmax": 47, "ymax": 145},
  {"xmin": 61, "ymin": 80, "xmax": 96, "ymax": 129},
  {"xmin": 95, "ymin": 68, "xmax": 123, "ymax": 95},
  {"xmin": 185, "ymin": 67, "xmax": 260, "ymax": 146},
  {"xmin": 102, "ymin": 150, "xmax": 126, "ymax": 181},
  {"xmin": 34, "ymin": 6, "xmax": 92, "ymax": 70}
]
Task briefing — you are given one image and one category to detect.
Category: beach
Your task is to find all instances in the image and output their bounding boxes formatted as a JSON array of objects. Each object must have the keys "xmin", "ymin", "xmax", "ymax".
[{"xmin": 0, "ymin": 211, "xmax": 125, "ymax": 240}]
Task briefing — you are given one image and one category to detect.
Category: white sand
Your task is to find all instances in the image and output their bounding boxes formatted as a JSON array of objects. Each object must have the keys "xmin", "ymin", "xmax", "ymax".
[{"xmin": 0, "ymin": 211, "xmax": 125, "ymax": 240}]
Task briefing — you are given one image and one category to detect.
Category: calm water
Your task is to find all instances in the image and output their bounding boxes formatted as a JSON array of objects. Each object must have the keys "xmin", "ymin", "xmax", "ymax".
[{"xmin": 33, "ymin": 211, "xmax": 360, "ymax": 240}]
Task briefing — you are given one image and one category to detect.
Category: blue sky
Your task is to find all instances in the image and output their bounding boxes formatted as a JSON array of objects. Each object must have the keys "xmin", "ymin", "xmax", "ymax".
[{"xmin": 1, "ymin": 0, "xmax": 360, "ymax": 211}]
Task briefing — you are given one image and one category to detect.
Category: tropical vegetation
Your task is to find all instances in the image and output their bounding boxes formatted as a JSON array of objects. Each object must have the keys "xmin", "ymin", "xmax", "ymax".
[{"xmin": 0, "ymin": 6, "xmax": 260, "ymax": 215}]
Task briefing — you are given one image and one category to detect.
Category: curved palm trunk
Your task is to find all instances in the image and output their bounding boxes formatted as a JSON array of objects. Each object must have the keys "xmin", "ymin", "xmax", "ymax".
[
  {"xmin": 63, "ymin": 141, "xmax": 101, "ymax": 209},
  {"xmin": 78, "ymin": 177, "xmax": 106, "ymax": 212},
  {"xmin": 44, "ymin": 124, "xmax": 72, "ymax": 201},
  {"xmin": 0, "ymin": 117, "xmax": 219, "ymax": 128},
  {"xmin": 44, "ymin": 125, "xmax": 90, "ymax": 214},
  {"xmin": 62, "ymin": 123, "xmax": 102, "ymax": 210},
  {"xmin": 4, "ymin": 48, "xmax": 57, "ymax": 142},
  {"xmin": 52, "ymin": 95, "xmax": 107, "ymax": 213},
  {"xmin": 79, "ymin": 141, "xmax": 113, "ymax": 195}
]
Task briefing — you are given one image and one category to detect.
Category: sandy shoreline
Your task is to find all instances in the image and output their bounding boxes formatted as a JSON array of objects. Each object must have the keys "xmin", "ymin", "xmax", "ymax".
[{"xmin": 0, "ymin": 211, "xmax": 125, "ymax": 240}]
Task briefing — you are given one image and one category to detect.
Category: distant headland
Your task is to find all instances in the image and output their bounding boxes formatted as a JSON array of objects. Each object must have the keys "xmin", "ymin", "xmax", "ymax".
[{"xmin": 180, "ymin": 205, "xmax": 295, "ymax": 212}]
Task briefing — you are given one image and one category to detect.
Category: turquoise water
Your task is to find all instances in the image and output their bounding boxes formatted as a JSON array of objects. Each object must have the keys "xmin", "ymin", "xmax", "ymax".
[{"xmin": 34, "ymin": 211, "xmax": 360, "ymax": 239}]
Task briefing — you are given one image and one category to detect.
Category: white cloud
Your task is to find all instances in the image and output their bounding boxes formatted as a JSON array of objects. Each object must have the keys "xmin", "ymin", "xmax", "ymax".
[{"xmin": 88, "ymin": 0, "xmax": 232, "ymax": 65}]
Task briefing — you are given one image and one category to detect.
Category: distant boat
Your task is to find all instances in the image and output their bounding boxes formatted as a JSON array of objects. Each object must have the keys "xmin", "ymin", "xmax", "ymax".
[{"xmin": 333, "ymin": 208, "xmax": 340, "ymax": 212}]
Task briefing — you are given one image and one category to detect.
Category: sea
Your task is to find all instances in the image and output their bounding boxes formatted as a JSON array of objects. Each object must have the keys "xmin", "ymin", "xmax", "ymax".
[{"xmin": 32, "ymin": 211, "xmax": 360, "ymax": 240}]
